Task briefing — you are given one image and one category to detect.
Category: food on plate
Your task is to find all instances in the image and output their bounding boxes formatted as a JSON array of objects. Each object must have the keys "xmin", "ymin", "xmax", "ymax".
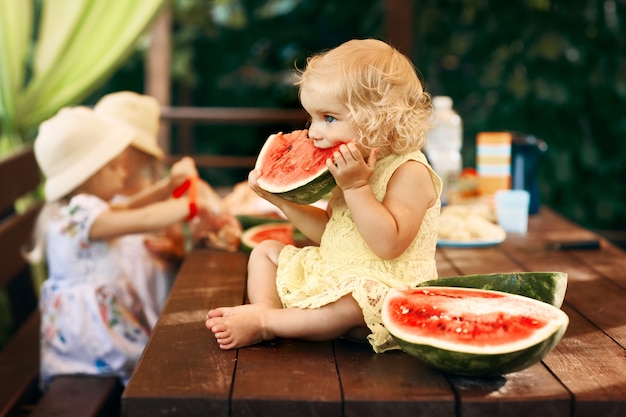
[
  {"xmin": 448, "ymin": 167, "xmax": 480, "ymax": 203},
  {"xmin": 438, "ymin": 204, "xmax": 505, "ymax": 242},
  {"xmin": 255, "ymin": 129, "xmax": 342, "ymax": 204},
  {"xmin": 382, "ymin": 287, "xmax": 569, "ymax": 376},
  {"xmin": 198, "ymin": 218, "xmax": 242, "ymax": 252},
  {"xmin": 418, "ymin": 271, "xmax": 568, "ymax": 307}
]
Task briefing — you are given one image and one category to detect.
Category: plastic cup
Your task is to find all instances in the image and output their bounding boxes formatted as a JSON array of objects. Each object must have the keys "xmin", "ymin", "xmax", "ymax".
[{"xmin": 495, "ymin": 190, "xmax": 530, "ymax": 233}]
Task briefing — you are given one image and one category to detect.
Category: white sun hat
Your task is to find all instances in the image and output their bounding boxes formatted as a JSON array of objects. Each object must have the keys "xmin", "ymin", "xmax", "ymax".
[
  {"xmin": 34, "ymin": 106, "xmax": 135, "ymax": 202},
  {"xmin": 94, "ymin": 91, "xmax": 164, "ymax": 160}
]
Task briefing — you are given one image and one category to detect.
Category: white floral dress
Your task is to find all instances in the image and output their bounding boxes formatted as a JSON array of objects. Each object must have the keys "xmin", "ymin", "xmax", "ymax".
[
  {"xmin": 276, "ymin": 150, "xmax": 442, "ymax": 353},
  {"xmin": 110, "ymin": 194, "xmax": 176, "ymax": 329},
  {"xmin": 40, "ymin": 194, "xmax": 150, "ymax": 387}
]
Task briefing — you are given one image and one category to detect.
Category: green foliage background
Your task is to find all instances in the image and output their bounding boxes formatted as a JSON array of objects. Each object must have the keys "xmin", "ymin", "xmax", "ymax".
[{"xmin": 89, "ymin": 0, "xmax": 626, "ymax": 232}]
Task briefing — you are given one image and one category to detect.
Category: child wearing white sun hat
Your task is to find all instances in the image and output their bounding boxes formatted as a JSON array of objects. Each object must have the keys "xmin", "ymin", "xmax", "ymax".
[
  {"xmin": 26, "ymin": 106, "xmax": 217, "ymax": 387},
  {"xmin": 94, "ymin": 91, "xmax": 165, "ymax": 193},
  {"xmin": 94, "ymin": 91, "xmax": 241, "ymax": 249},
  {"xmin": 93, "ymin": 91, "xmax": 241, "ymax": 327},
  {"xmin": 95, "ymin": 91, "xmax": 187, "ymax": 328}
]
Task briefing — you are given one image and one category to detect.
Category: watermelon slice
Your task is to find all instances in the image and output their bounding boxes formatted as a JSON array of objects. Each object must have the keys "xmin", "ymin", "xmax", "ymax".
[
  {"xmin": 255, "ymin": 129, "xmax": 341, "ymax": 204},
  {"xmin": 240, "ymin": 222, "xmax": 296, "ymax": 251},
  {"xmin": 382, "ymin": 287, "xmax": 569, "ymax": 377}
]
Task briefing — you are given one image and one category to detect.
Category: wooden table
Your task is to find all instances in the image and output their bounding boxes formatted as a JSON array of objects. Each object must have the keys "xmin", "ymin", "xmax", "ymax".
[{"xmin": 122, "ymin": 207, "xmax": 626, "ymax": 417}]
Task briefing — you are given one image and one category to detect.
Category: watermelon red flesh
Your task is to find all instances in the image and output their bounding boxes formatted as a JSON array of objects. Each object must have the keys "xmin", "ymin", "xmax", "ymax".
[
  {"xmin": 240, "ymin": 223, "xmax": 296, "ymax": 251},
  {"xmin": 382, "ymin": 287, "xmax": 569, "ymax": 376},
  {"xmin": 248, "ymin": 226, "xmax": 295, "ymax": 246},
  {"xmin": 255, "ymin": 130, "xmax": 342, "ymax": 204},
  {"xmin": 387, "ymin": 288, "xmax": 547, "ymax": 350}
]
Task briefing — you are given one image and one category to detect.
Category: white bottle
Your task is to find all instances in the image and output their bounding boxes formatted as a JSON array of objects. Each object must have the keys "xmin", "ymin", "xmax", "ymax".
[{"xmin": 424, "ymin": 96, "xmax": 463, "ymax": 205}]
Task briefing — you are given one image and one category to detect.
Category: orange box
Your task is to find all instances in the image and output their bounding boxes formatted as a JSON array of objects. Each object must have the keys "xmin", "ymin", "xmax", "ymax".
[{"xmin": 476, "ymin": 132, "xmax": 512, "ymax": 196}]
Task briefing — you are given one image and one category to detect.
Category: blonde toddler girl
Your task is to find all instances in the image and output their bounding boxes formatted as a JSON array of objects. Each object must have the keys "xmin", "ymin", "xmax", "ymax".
[{"xmin": 206, "ymin": 39, "xmax": 442, "ymax": 353}]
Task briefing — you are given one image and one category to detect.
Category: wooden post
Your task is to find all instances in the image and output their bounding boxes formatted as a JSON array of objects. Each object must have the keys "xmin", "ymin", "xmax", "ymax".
[
  {"xmin": 145, "ymin": 6, "xmax": 172, "ymax": 154},
  {"xmin": 386, "ymin": 0, "xmax": 414, "ymax": 59}
]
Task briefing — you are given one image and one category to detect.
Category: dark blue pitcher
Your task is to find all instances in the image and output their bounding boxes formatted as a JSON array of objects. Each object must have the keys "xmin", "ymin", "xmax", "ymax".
[{"xmin": 510, "ymin": 132, "xmax": 547, "ymax": 214}]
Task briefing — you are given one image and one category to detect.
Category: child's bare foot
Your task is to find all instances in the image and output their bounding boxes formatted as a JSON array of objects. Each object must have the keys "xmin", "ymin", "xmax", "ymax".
[
  {"xmin": 206, "ymin": 306, "xmax": 234, "ymax": 319},
  {"xmin": 205, "ymin": 311, "xmax": 272, "ymax": 350},
  {"xmin": 206, "ymin": 304, "xmax": 268, "ymax": 319}
]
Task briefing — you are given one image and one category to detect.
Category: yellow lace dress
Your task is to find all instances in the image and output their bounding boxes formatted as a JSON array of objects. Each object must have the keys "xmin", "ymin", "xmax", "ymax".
[{"xmin": 275, "ymin": 150, "xmax": 442, "ymax": 353}]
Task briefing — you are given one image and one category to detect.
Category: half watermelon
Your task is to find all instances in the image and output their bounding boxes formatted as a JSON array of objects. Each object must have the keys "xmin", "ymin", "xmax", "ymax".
[
  {"xmin": 255, "ymin": 129, "xmax": 341, "ymax": 204},
  {"xmin": 382, "ymin": 287, "xmax": 569, "ymax": 377}
]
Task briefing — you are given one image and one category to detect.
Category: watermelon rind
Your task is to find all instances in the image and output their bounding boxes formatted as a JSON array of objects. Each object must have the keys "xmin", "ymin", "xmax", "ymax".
[
  {"xmin": 240, "ymin": 222, "xmax": 295, "ymax": 252},
  {"xmin": 274, "ymin": 173, "xmax": 335, "ymax": 205},
  {"xmin": 393, "ymin": 325, "xmax": 566, "ymax": 377},
  {"xmin": 255, "ymin": 132, "xmax": 337, "ymax": 205},
  {"xmin": 382, "ymin": 287, "xmax": 569, "ymax": 377},
  {"xmin": 418, "ymin": 271, "xmax": 568, "ymax": 307},
  {"xmin": 236, "ymin": 214, "xmax": 288, "ymax": 230}
]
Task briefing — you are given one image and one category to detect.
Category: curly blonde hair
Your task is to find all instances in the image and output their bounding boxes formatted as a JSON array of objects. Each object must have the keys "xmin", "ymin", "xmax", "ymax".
[{"xmin": 295, "ymin": 39, "xmax": 432, "ymax": 155}]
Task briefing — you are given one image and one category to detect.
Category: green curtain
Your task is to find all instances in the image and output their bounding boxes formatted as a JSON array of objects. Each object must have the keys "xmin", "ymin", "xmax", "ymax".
[{"xmin": 0, "ymin": 0, "xmax": 166, "ymax": 155}]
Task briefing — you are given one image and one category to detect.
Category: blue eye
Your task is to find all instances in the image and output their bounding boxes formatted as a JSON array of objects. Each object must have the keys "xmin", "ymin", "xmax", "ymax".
[{"xmin": 325, "ymin": 116, "xmax": 335, "ymax": 123}]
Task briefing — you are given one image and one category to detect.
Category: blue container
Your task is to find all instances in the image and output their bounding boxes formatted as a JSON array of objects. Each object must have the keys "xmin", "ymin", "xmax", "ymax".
[{"xmin": 510, "ymin": 133, "xmax": 547, "ymax": 214}]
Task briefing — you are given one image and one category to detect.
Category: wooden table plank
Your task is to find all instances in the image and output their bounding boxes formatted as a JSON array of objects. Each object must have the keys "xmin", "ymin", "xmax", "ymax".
[
  {"xmin": 542, "ymin": 305, "xmax": 626, "ymax": 417},
  {"xmin": 434, "ymin": 251, "xmax": 460, "ymax": 278},
  {"xmin": 335, "ymin": 339, "xmax": 456, "ymax": 417},
  {"xmin": 231, "ymin": 340, "xmax": 342, "ymax": 417},
  {"xmin": 576, "ymin": 243, "xmax": 626, "ymax": 290},
  {"xmin": 447, "ymin": 364, "xmax": 571, "ymax": 417},
  {"xmin": 122, "ymin": 250, "xmax": 248, "ymax": 417},
  {"xmin": 439, "ymin": 246, "xmax": 524, "ymax": 275},
  {"xmin": 122, "ymin": 207, "xmax": 626, "ymax": 417}
]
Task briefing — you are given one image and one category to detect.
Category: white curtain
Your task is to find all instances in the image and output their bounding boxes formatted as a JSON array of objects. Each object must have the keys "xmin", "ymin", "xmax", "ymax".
[{"xmin": 0, "ymin": 0, "xmax": 166, "ymax": 154}]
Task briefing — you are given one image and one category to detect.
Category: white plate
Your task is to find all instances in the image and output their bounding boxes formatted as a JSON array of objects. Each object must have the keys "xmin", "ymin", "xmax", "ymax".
[{"xmin": 437, "ymin": 235, "xmax": 505, "ymax": 248}]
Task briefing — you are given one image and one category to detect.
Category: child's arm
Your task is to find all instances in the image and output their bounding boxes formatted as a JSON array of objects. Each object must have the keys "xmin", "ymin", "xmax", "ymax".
[
  {"xmin": 115, "ymin": 157, "xmax": 199, "ymax": 209},
  {"xmin": 330, "ymin": 143, "xmax": 436, "ymax": 260},
  {"xmin": 118, "ymin": 177, "xmax": 171, "ymax": 208},
  {"xmin": 90, "ymin": 197, "xmax": 202, "ymax": 240},
  {"xmin": 248, "ymin": 169, "xmax": 329, "ymax": 244}
]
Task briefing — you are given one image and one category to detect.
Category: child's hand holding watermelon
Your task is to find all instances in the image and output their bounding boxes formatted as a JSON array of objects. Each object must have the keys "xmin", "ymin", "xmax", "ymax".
[{"xmin": 326, "ymin": 143, "xmax": 378, "ymax": 192}]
